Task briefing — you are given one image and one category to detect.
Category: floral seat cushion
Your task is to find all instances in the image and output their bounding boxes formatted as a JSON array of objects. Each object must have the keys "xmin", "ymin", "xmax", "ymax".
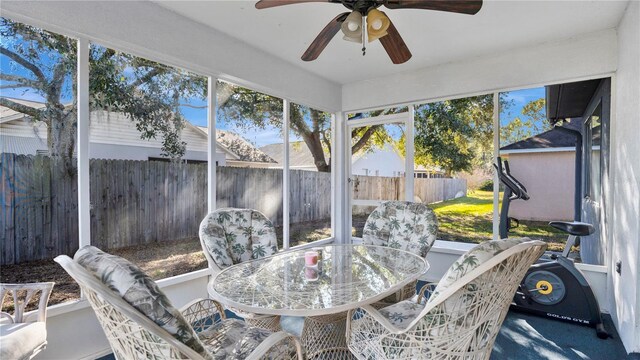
[
  {"xmin": 74, "ymin": 246, "xmax": 212, "ymax": 360},
  {"xmin": 199, "ymin": 319, "xmax": 272, "ymax": 360},
  {"xmin": 199, "ymin": 208, "xmax": 278, "ymax": 269},
  {"xmin": 363, "ymin": 201, "xmax": 438, "ymax": 258},
  {"xmin": 378, "ymin": 300, "xmax": 425, "ymax": 330}
]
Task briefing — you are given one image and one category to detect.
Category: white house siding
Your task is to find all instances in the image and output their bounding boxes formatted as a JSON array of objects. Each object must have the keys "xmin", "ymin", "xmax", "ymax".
[
  {"xmin": 610, "ymin": 0, "xmax": 640, "ymax": 353},
  {"xmin": 89, "ymin": 111, "xmax": 206, "ymax": 153},
  {"xmin": 504, "ymin": 151, "xmax": 575, "ymax": 222},
  {"xmin": 0, "ymin": 118, "xmax": 48, "ymax": 138},
  {"xmin": 352, "ymin": 144, "xmax": 405, "ymax": 177},
  {"xmin": 89, "ymin": 143, "xmax": 212, "ymax": 162},
  {"xmin": 0, "ymin": 111, "xmax": 228, "ymax": 163}
]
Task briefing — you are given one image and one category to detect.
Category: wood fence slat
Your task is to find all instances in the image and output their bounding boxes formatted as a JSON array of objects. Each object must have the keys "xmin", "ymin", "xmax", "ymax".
[{"xmin": 1, "ymin": 155, "xmax": 466, "ymax": 264}]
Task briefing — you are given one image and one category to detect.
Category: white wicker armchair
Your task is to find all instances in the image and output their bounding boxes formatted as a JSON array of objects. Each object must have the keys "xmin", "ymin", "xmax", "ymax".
[
  {"xmin": 346, "ymin": 238, "xmax": 546, "ymax": 360},
  {"xmin": 199, "ymin": 208, "xmax": 281, "ymax": 331},
  {"xmin": 362, "ymin": 201, "xmax": 438, "ymax": 304},
  {"xmin": 0, "ymin": 282, "xmax": 54, "ymax": 360},
  {"xmin": 55, "ymin": 246, "xmax": 302, "ymax": 360}
]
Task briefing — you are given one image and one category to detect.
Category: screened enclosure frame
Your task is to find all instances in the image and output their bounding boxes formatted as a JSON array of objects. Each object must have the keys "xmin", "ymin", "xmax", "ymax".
[{"xmin": 23, "ymin": 17, "xmax": 615, "ymax": 292}]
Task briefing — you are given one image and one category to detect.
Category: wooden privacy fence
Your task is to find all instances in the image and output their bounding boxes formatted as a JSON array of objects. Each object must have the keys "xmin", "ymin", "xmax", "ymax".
[
  {"xmin": 1, "ymin": 154, "xmax": 464, "ymax": 265},
  {"xmin": 351, "ymin": 175, "xmax": 467, "ymax": 205}
]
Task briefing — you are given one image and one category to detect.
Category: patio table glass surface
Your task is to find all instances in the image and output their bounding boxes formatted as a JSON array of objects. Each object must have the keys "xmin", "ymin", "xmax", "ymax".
[{"xmin": 210, "ymin": 244, "xmax": 428, "ymax": 317}]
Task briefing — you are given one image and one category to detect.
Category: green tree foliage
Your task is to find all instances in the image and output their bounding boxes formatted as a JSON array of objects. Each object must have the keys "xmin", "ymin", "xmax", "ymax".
[
  {"xmin": 500, "ymin": 98, "xmax": 551, "ymax": 145},
  {"xmin": 413, "ymin": 95, "xmax": 498, "ymax": 176},
  {"xmin": 217, "ymin": 83, "xmax": 403, "ymax": 172},
  {"xmin": 0, "ymin": 18, "xmax": 205, "ymax": 175}
]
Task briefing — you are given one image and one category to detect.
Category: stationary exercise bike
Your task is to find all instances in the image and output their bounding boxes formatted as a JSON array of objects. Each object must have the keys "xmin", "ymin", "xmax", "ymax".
[{"xmin": 494, "ymin": 157, "xmax": 609, "ymax": 339}]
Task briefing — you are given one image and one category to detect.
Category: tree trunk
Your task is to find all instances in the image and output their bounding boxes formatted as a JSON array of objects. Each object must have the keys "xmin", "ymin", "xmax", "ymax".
[
  {"xmin": 47, "ymin": 108, "xmax": 77, "ymax": 176},
  {"xmin": 302, "ymin": 132, "xmax": 330, "ymax": 172}
]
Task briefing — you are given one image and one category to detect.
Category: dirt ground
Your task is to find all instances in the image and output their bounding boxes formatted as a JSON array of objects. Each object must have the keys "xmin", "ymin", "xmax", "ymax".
[
  {"xmin": 0, "ymin": 219, "xmax": 334, "ymax": 310},
  {"xmin": 1, "ymin": 212, "xmax": 564, "ymax": 311},
  {"xmin": 1, "ymin": 238, "xmax": 208, "ymax": 311}
]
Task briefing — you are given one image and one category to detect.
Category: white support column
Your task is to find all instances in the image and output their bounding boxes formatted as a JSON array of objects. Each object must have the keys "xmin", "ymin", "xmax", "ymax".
[
  {"xmin": 342, "ymin": 112, "xmax": 351, "ymax": 244},
  {"xmin": 282, "ymin": 99, "xmax": 290, "ymax": 249},
  {"xmin": 492, "ymin": 92, "xmax": 501, "ymax": 240},
  {"xmin": 332, "ymin": 112, "xmax": 348, "ymax": 244},
  {"xmin": 207, "ymin": 77, "xmax": 217, "ymax": 213},
  {"xmin": 330, "ymin": 113, "xmax": 336, "ymax": 240},
  {"xmin": 77, "ymin": 38, "xmax": 90, "ymax": 248},
  {"xmin": 405, "ymin": 105, "xmax": 415, "ymax": 201}
]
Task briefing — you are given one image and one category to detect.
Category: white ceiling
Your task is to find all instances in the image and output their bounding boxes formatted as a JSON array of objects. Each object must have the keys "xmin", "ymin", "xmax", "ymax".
[{"xmin": 154, "ymin": 0, "xmax": 628, "ymax": 85}]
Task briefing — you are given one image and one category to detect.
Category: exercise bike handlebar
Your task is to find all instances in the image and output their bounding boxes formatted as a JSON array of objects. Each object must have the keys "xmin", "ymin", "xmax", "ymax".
[{"xmin": 494, "ymin": 157, "xmax": 530, "ymax": 201}]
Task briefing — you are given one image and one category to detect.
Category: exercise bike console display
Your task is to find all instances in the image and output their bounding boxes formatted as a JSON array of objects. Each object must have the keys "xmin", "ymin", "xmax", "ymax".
[{"xmin": 494, "ymin": 157, "xmax": 609, "ymax": 339}]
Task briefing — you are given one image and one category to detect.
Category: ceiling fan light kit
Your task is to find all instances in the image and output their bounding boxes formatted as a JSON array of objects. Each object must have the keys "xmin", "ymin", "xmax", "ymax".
[
  {"xmin": 366, "ymin": 8, "xmax": 390, "ymax": 42},
  {"xmin": 341, "ymin": 11, "xmax": 362, "ymax": 42},
  {"xmin": 255, "ymin": 0, "xmax": 483, "ymax": 64}
]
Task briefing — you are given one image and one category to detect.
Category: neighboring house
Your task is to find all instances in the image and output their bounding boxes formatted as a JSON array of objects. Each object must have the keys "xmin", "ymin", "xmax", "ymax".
[
  {"xmin": 197, "ymin": 127, "xmax": 277, "ymax": 168},
  {"xmin": 260, "ymin": 140, "xmax": 443, "ymax": 177},
  {"xmin": 352, "ymin": 143, "xmax": 406, "ymax": 177},
  {"xmin": 500, "ymin": 120, "xmax": 580, "ymax": 222},
  {"xmin": 0, "ymin": 98, "xmax": 277, "ymax": 168},
  {"xmin": 260, "ymin": 141, "xmax": 325, "ymax": 171}
]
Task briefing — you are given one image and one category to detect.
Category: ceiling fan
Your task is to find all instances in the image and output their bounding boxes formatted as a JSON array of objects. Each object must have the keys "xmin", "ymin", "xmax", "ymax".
[{"xmin": 255, "ymin": 0, "xmax": 483, "ymax": 64}]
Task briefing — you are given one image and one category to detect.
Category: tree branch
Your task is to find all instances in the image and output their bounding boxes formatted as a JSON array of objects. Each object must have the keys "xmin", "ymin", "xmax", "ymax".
[
  {"xmin": 0, "ymin": 84, "xmax": 31, "ymax": 90},
  {"xmin": 322, "ymin": 130, "xmax": 331, "ymax": 154},
  {"xmin": 50, "ymin": 61, "xmax": 68, "ymax": 100},
  {"xmin": 179, "ymin": 103, "xmax": 207, "ymax": 109},
  {"xmin": 0, "ymin": 46, "xmax": 47, "ymax": 83},
  {"xmin": 0, "ymin": 73, "xmax": 39, "ymax": 85},
  {"xmin": 0, "ymin": 97, "xmax": 44, "ymax": 120},
  {"xmin": 351, "ymin": 125, "xmax": 381, "ymax": 154},
  {"xmin": 130, "ymin": 67, "xmax": 164, "ymax": 88}
]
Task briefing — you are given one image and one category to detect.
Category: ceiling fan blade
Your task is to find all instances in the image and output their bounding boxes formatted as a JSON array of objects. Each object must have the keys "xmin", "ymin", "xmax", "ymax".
[
  {"xmin": 379, "ymin": 16, "xmax": 412, "ymax": 64},
  {"xmin": 301, "ymin": 12, "xmax": 349, "ymax": 62},
  {"xmin": 384, "ymin": 0, "xmax": 483, "ymax": 15},
  {"xmin": 255, "ymin": 0, "xmax": 331, "ymax": 9}
]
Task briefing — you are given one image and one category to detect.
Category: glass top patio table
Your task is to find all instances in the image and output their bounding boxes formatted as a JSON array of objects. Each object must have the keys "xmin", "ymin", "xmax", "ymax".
[{"xmin": 210, "ymin": 244, "xmax": 429, "ymax": 317}]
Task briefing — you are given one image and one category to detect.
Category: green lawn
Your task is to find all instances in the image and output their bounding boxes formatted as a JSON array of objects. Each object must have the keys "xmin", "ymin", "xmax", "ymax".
[{"xmin": 432, "ymin": 190, "xmax": 567, "ymax": 251}]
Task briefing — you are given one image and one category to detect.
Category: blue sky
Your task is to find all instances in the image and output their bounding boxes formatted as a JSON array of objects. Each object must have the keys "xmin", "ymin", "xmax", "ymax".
[
  {"xmin": 1, "ymin": 33, "xmax": 543, "ymax": 149},
  {"xmin": 500, "ymin": 87, "xmax": 545, "ymax": 126},
  {"xmin": 179, "ymin": 99, "xmax": 298, "ymax": 147}
]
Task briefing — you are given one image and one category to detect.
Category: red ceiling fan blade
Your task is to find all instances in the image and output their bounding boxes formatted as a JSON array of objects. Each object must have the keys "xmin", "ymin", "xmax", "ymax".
[
  {"xmin": 255, "ymin": 0, "xmax": 332, "ymax": 9},
  {"xmin": 301, "ymin": 12, "xmax": 349, "ymax": 62},
  {"xmin": 379, "ymin": 15, "xmax": 412, "ymax": 64},
  {"xmin": 384, "ymin": 0, "xmax": 483, "ymax": 15}
]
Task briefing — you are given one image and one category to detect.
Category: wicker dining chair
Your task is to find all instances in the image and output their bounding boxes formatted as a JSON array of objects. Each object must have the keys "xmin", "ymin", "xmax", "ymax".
[
  {"xmin": 55, "ymin": 246, "xmax": 303, "ymax": 360},
  {"xmin": 346, "ymin": 238, "xmax": 546, "ymax": 360},
  {"xmin": 199, "ymin": 208, "xmax": 281, "ymax": 331},
  {"xmin": 362, "ymin": 201, "xmax": 438, "ymax": 304},
  {"xmin": 0, "ymin": 282, "xmax": 54, "ymax": 360}
]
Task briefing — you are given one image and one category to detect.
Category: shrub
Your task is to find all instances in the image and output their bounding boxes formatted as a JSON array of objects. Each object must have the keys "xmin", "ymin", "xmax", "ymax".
[{"xmin": 478, "ymin": 179, "xmax": 494, "ymax": 191}]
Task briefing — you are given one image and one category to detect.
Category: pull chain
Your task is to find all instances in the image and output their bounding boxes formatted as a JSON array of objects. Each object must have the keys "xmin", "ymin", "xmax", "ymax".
[{"xmin": 362, "ymin": 15, "xmax": 367, "ymax": 56}]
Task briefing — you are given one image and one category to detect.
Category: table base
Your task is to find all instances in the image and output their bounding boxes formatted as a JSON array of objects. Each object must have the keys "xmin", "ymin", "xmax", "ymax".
[
  {"xmin": 245, "ymin": 315, "xmax": 282, "ymax": 332},
  {"xmin": 301, "ymin": 312, "xmax": 356, "ymax": 360}
]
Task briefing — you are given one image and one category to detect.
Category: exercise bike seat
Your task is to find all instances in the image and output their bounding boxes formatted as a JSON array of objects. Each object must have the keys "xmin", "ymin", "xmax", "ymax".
[{"xmin": 549, "ymin": 221, "xmax": 595, "ymax": 236}]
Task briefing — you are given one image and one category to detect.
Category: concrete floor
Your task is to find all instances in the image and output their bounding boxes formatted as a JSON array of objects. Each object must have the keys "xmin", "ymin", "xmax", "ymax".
[
  {"xmin": 492, "ymin": 312, "xmax": 628, "ymax": 360},
  {"xmin": 98, "ymin": 310, "xmax": 631, "ymax": 360}
]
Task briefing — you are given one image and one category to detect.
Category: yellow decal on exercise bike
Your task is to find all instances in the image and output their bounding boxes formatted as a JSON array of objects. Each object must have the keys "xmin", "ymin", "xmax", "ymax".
[{"xmin": 536, "ymin": 280, "xmax": 553, "ymax": 295}]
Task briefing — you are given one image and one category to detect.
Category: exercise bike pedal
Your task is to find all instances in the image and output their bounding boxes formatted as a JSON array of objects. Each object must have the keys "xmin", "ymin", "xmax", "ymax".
[{"xmin": 596, "ymin": 324, "xmax": 611, "ymax": 339}]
